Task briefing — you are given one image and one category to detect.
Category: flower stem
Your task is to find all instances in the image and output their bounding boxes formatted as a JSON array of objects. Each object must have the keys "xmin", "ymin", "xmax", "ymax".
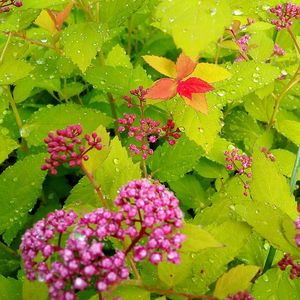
[{"xmin": 80, "ymin": 163, "xmax": 109, "ymax": 208}]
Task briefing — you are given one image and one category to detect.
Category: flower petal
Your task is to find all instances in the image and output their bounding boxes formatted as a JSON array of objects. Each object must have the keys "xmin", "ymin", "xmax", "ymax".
[
  {"xmin": 177, "ymin": 77, "xmax": 214, "ymax": 99},
  {"xmin": 176, "ymin": 53, "xmax": 197, "ymax": 80},
  {"xmin": 143, "ymin": 55, "xmax": 177, "ymax": 78},
  {"xmin": 144, "ymin": 78, "xmax": 177, "ymax": 100},
  {"xmin": 182, "ymin": 94, "xmax": 208, "ymax": 114}
]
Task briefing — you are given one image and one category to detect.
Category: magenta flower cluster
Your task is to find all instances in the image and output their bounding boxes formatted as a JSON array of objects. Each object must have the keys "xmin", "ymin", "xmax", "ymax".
[
  {"xmin": 115, "ymin": 179, "xmax": 185, "ymax": 265},
  {"xmin": 0, "ymin": 0, "xmax": 22, "ymax": 13},
  {"xmin": 295, "ymin": 204, "xmax": 300, "ymax": 247},
  {"xmin": 273, "ymin": 43, "xmax": 285, "ymax": 56},
  {"xmin": 270, "ymin": 2, "xmax": 300, "ymax": 30},
  {"xmin": 278, "ymin": 253, "xmax": 300, "ymax": 279},
  {"xmin": 41, "ymin": 125, "xmax": 102, "ymax": 175},
  {"xmin": 118, "ymin": 87, "xmax": 181, "ymax": 160},
  {"xmin": 261, "ymin": 147, "xmax": 276, "ymax": 161},
  {"xmin": 20, "ymin": 179, "xmax": 185, "ymax": 299},
  {"xmin": 226, "ymin": 290, "xmax": 254, "ymax": 300},
  {"xmin": 235, "ymin": 34, "xmax": 251, "ymax": 62},
  {"xmin": 224, "ymin": 148, "xmax": 253, "ymax": 196}
]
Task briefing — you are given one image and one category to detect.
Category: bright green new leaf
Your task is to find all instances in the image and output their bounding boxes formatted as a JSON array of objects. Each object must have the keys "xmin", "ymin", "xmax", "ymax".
[
  {"xmin": 248, "ymin": 32, "xmax": 274, "ymax": 61},
  {"xmin": 107, "ymin": 285, "xmax": 150, "ymax": 300},
  {"xmin": 107, "ymin": 44, "xmax": 132, "ymax": 68},
  {"xmin": 214, "ymin": 264, "xmax": 260, "ymax": 298},
  {"xmin": 23, "ymin": 0, "xmax": 68, "ymax": 9},
  {"xmin": 194, "ymin": 157, "xmax": 227, "ymax": 179},
  {"xmin": 276, "ymin": 119, "xmax": 300, "ymax": 145},
  {"xmin": 180, "ymin": 223, "xmax": 223, "ymax": 252},
  {"xmin": 155, "ymin": 0, "xmax": 232, "ymax": 58},
  {"xmin": 22, "ymin": 104, "xmax": 112, "ymax": 147},
  {"xmin": 0, "ymin": 154, "xmax": 47, "ymax": 236}
]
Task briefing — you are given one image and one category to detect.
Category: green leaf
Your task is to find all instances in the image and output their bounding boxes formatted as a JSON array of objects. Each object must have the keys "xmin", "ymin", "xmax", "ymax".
[
  {"xmin": 23, "ymin": 0, "xmax": 69, "ymax": 9},
  {"xmin": 0, "ymin": 59, "xmax": 34, "ymax": 85},
  {"xmin": 95, "ymin": 137, "xmax": 141, "ymax": 203},
  {"xmin": 107, "ymin": 285, "xmax": 150, "ymax": 300},
  {"xmin": 214, "ymin": 264, "xmax": 259, "ymax": 299},
  {"xmin": 180, "ymin": 223, "xmax": 223, "ymax": 252},
  {"xmin": 0, "ymin": 131, "xmax": 18, "ymax": 164},
  {"xmin": 165, "ymin": 97, "xmax": 222, "ymax": 152},
  {"xmin": 22, "ymin": 104, "xmax": 112, "ymax": 147},
  {"xmin": 235, "ymin": 201, "xmax": 299, "ymax": 256},
  {"xmin": 248, "ymin": 32, "xmax": 274, "ymax": 61},
  {"xmin": 148, "ymin": 136, "xmax": 203, "ymax": 182},
  {"xmin": 0, "ymin": 246, "xmax": 20, "ymax": 276},
  {"xmin": 276, "ymin": 119, "xmax": 300, "ymax": 145},
  {"xmin": 158, "ymin": 253, "xmax": 193, "ymax": 288},
  {"xmin": 0, "ymin": 154, "xmax": 47, "ymax": 236},
  {"xmin": 251, "ymin": 147, "xmax": 296, "ymax": 219},
  {"xmin": 155, "ymin": 0, "xmax": 232, "ymax": 57},
  {"xmin": 194, "ymin": 157, "xmax": 226, "ymax": 179},
  {"xmin": 248, "ymin": 21, "xmax": 275, "ymax": 32},
  {"xmin": 106, "ymin": 44, "xmax": 132, "ymax": 68},
  {"xmin": 252, "ymin": 268, "xmax": 300, "ymax": 300},
  {"xmin": 60, "ymin": 22, "xmax": 106, "ymax": 72},
  {"xmin": 0, "ymin": 275, "xmax": 21, "ymax": 300},
  {"xmin": 22, "ymin": 280, "xmax": 48, "ymax": 300}
]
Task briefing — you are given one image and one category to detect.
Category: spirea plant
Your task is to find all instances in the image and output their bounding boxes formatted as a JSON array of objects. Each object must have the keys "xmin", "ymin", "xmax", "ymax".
[{"xmin": 0, "ymin": 1, "xmax": 300, "ymax": 300}]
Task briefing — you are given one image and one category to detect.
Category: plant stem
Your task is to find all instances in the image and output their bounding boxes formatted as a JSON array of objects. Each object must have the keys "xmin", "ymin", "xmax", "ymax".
[
  {"xmin": 127, "ymin": 17, "xmax": 133, "ymax": 56},
  {"xmin": 262, "ymin": 245, "xmax": 276, "ymax": 274},
  {"xmin": 80, "ymin": 163, "xmax": 109, "ymax": 208},
  {"xmin": 0, "ymin": 32, "xmax": 11, "ymax": 63},
  {"xmin": 287, "ymin": 27, "xmax": 300, "ymax": 55},
  {"xmin": 107, "ymin": 93, "xmax": 121, "ymax": 139},
  {"xmin": 7, "ymin": 87, "xmax": 23, "ymax": 130},
  {"xmin": 0, "ymin": 241, "xmax": 19, "ymax": 258}
]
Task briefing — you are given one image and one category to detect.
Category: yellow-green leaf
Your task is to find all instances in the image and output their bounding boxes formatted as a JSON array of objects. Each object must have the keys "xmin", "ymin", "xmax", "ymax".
[
  {"xmin": 34, "ymin": 10, "xmax": 57, "ymax": 34},
  {"xmin": 214, "ymin": 265, "xmax": 260, "ymax": 299},
  {"xmin": 191, "ymin": 63, "xmax": 231, "ymax": 83},
  {"xmin": 143, "ymin": 55, "xmax": 176, "ymax": 78}
]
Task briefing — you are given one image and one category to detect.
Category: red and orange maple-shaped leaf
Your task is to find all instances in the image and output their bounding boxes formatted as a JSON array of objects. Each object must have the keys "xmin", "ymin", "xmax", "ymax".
[{"xmin": 143, "ymin": 53, "xmax": 214, "ymax": 114}]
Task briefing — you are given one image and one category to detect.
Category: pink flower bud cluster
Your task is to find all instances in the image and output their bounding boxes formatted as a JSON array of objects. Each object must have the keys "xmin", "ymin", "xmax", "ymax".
[
  {"xmin": 270, "ymin": 2, "xmax": 300, "ymax": 30},
  {"xmin": 273, "ymin": 43, "xmax": 285, "ymax": 56},
  {"xmin": 261, "ymin": 147, "xmax": 276, "ymax": 161},
  {"xmin": 118, "ymin": 87, "xmax": 181, "ymax": 160},
  {"xmin": 0, "ymin": 0, "xmax": 22, "ymax": 13},
  {"xmin": 224, "ymin": 148, "xmax": 252, "ymax": 196},
  {"xmin": 226, "ymin": 290, "xmax": 254, "ymax": 300},
  {"xmin": 235, "ymin": 34, "xmax": 251, "ymax": 62},
  {"xmin": 21, "ymin": 180, "xmax": 185, "ymax": 299},
  {"xmin": 41, "ymin": 125, "xmax": 102, "ymax": 175},
  {"xmin": 115, "ymin": 179, "xmax": 186, "ymax": 265},
  {"xmin": 295, "ymin": 205, "xmax": 300, "ymax": 247},
  {"xmin": 278, "ymin": 253, "xmax": 300, "ymax": 279}
]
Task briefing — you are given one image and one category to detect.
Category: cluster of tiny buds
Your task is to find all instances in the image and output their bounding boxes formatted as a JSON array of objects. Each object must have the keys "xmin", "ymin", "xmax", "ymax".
[
  {"xmin": 118, "ymin": 88, "xmax": 181, "ymax": 160},
  {"xmin": 41, "ymin": 125, "xmax": 102, "ymax": 175},
  {"xmin": 270, "ymin": 2, "xmax": 300, "ymax": 30},
  {"xmin": 278, "ymin": 253, "xmax": 300, "ymax": 279},
  {"xmin": 115, "ymin": 179, "xmax": 185, "ymax": 265},
  {"xmin": 224, "ymin": 148, "xmax": 252, "ymax": 196},
  {"xmin": 273, "ymin": 43, "xmax": 285, "ymax": 56},
  {"xmin": 226, "ymin": 290, "xmax": 254, "ymax": 300},
  {"xmin": 261, "ymin": 147, "xmax": 276, "ymax": 161},
  {"xmin": 235, "ymin": 34, "xmax": 251, "ymax": 62},
  {"xmin": 0, "ymin": 0, "xmax": 22, "ymax": 13},
  {"xmin": 21, "ymin": 179, "xmax": 185, "ymax": 299},
  {"xmin": 295, "ymin": 204, "xmax": 300, "ymax": 247}
]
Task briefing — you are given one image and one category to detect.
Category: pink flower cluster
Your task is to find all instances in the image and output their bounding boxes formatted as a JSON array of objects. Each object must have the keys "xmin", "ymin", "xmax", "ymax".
[
  {"xmin": 224, "ymin": 148, "xmax": 252, "ymax": 196},
  {"xmin": 261, "ymin": 147, "xmax": 276, "ymax": 161},
  {"xmin": 273, "ymin": 43, "xmax": 285, "ymax": 56},
  {"xmin": 118, "ymin": 87, "xmax": 181, "ymax": 160},
  {"xmin": 41, "ymin": 125, "xmax": 102, "ymax": 175},
  {"xmin": 270, "ymin": 2, "xmax": 300, "ymax": 30},
  {"xmin": 295, "ymin": 205, "xmax": 300, "ymax": 247},
  {"xmin": 235, "ymin": 34, "xmax": 251, "ymax": 62},
  {"xmin": 0, "ymin": 0, "xmax": 22, "ymax": 13},
  {"xmin": 21, "ymin": 179, "xmax": 185, "ymax": 299},
  {"xmin": 226, "ymin": 290, "xmax": 254, "ymax": 300},
  {"xmin": 278, "ymin": 253, "xmax": 300, "ymax": 279},
  {"xmin": 115, "ymin": 179, "xmax": 186, "ymax": 265}
]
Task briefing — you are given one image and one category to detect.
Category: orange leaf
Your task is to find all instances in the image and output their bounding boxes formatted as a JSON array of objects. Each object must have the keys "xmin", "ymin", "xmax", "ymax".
[
  {"xmin": 144, "ymin": 78, "xmax": 177, "ymax": 100},
  {"xmin": 182, "ymin": 93, "xmax": 208, "ymax": 114},
  {"xmin": 47, "ymin": 1, "xmax": 74, "ymax": 31},
  {"xmin": 176, "ymin": 53, "xmax": 197, "ymax": 80},
  {"xmin": 143, "ymin": 55, "xmax": 176, "ymax": 78}
]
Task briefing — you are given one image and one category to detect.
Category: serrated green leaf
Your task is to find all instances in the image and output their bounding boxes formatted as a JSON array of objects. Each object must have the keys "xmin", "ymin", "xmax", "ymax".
[
  {"xmin": 252, "ymin": 268, "xmax": 300, "ymax": 300},
  {"xmin": 0, "ymin": 154, "xmax": 47, "ymax": 237},
  {"xmin": 248, "ymin": 32, "xmax": 274, "ymax": 61},
  {"xmin": 194, "ymin": 157, "xmax": 226, "ymax": 179},
  {"xmin": 0, "ymin": 275, "xmax": 21, "ymax": 300},
  {"xmin": 181, "ymin": 224, "xmax": 223, "ymax": 252},
  {"xmin": 106, "ymin": 44, "xmax": 132, "ymax": 68},
  {"xmin": 22, "ymin": 104, "xmax": 112, "ymax": 147},
  {"xmin": 95, "ymin": 137, "xmax": 141, "ymax": 203},
  {"xmin": 0, "ymin": 131, "xmax": 18, "ymax": 164},
  {"xmin": 214, "ymin": 264, "xmax": 259, "ymax": 298},
  {"xmin": 61, "ymin": 22, "xmax": 106, "ymax": 72},
  {"xmin": 251, "ymin": 147, "xmax": 296, "ymax": 219},
  {"xmin": 155, "ymin": 0, "xmax": 232, "ymax": 58},
  {"xmin": 147, "ymin": 136, "xmax": 203, "ymax": 182},
  {"xmin": 276, "ymin": 119, "xmax": 300, "ymax": 145}
]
